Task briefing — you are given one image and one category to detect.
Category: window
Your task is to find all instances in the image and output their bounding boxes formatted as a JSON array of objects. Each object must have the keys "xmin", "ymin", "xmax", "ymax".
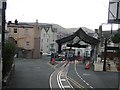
[
  {"xmin": 26, "ymin": 41, "xmax": 29, "ymax": 45},
  {"xmin": 15, "ymin": 41, "xmax": 17, "ymax": 44},
  {"xmin": 14, "ymin": 28, "xmax": 17, "ymax": 33},
  {"xmin": 24, "ymin": 29, "xmax": 28, "ymax": 35},
  {"xmin": 9, "ymin": 28, "xmax": 11, "ymax": 32},
  {"xmin": 44, "ymin": 34, "xmax": 45, "ymax": 37}
]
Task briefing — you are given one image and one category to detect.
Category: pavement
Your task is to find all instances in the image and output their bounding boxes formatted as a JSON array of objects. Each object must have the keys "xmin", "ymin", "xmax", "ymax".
[{"xmin": 94, "ymin": 60, "xmax": 118, "ymax": 72}]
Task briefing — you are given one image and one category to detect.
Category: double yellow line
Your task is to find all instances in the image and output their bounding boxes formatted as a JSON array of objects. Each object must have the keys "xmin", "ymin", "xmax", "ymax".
[{"xmin": 67, "ymin": 76, "xmax": 87, "ymax": 90}]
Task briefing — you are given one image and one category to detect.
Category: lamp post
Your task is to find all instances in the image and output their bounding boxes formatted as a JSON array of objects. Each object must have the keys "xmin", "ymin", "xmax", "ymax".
[
  {"xmin": 103, "ymin": 38, "xmax": 107, "ymax": 71},
  {"xmin": 1, "ymin": 0, "xmax": 6, "ymax": 88},
  {"xmin": 100, "ymin": 23, "xmax": 113, "ymax": 71}
]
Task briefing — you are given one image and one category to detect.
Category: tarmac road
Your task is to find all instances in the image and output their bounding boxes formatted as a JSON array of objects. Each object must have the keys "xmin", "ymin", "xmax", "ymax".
[
  {"xmin": 8, "ymin": 56, "xmax": 54, "ymax": 88},
  {"xmin": 67, "ymin": 60, "xmax": 119, "ymax": 89}
]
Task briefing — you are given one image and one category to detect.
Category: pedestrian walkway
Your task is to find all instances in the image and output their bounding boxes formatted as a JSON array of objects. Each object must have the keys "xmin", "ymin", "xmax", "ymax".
[
  {"xmin": 107, "ymin": 61, "xmax": 118, "ymax": 72},
  {"xmin": 94, "ymin": 60, "xmax": 118, "ymax": 72}
]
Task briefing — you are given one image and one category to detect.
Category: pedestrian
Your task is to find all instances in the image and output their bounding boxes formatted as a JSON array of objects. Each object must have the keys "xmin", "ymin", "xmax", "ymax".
[
  {"xmin": 40, "ymin": 51, "xmax": 43, "ymax": 57},
  {"xmin": 65, "ymin": 52, "xmax": 67, "ymax": 60},
  {"xmin": 51, "ymin": 53, "xmax": 54, "ymax": 62},
  {"xmin": 83, "ymin": 55, "xmax": 86, "ymax": 64},
  {"xmin": 107, "ymin": 60, "xmax": 111, "ymax": 70}
]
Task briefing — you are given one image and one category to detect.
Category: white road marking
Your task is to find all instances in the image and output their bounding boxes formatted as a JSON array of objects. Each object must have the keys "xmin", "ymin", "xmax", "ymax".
[
  {"xmin": 57, "ymin": 71, "xmax": 62, "ymax": 89},
  {"xmin": 90, "ymin": 86, "xmax": 93, "ymax": 88},
  {"xmin": 83, "ymin": 80, "xmax": 86, "ymax": 83},
  {"xmin": 86, "ymin": 83, "xmax": 89, "ymax": 86},
  {"xmin": 63, "ymin": 85, "xmax": 71, "ymax": 88},
  {"xmin": 74, "ymin": 60, "xmax": 94, "ymax": 88},
  {"xmin": 67, "ymin": 76, "xmax": 85, "ymax": 89},
  {"xmin": 65, "ymin": 63, "xmax": 74, "ymax": 89},
  {"xmin": 49, "ymin": 69, "xmax": 56, "ymax": 90},
  {"xmin": 61, "ymin": 79, "xmax": 66, "ymax": 81}
]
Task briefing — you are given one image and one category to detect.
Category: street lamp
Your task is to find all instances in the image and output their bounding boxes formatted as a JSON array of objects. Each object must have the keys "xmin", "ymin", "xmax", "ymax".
[{"xmin": 100, "ymin": 23, "xmax": 113, "ymax": 71}]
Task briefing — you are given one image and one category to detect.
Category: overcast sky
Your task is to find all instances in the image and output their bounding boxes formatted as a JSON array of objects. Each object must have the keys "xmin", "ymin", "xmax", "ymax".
[{"xmin": 6, "ymin": 0, "xmax": 118, "ymax": 30}]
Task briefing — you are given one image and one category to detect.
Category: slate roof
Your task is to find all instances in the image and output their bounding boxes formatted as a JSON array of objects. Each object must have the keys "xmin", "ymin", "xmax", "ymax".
[
  {"xmin": 56, "ymin": 27, "xmax": 100, "ymax": 45},
  {"xmin": 40, "ymin": 24, "xmax": 57, "ymax": 32}
]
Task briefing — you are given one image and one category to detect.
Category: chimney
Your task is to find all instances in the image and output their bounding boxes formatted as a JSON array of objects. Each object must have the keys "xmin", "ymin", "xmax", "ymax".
[
  {"xmin": 95, "ymin": 29, "xmax": 98, "ymax": 33},
  {"xmin": 8, "ymin": 21, "xmax": 12, "ymax": 25},
  {"xmin": 36, "ymin": 19, "xmax": 38, "ymax": 23},
  {"xmin": 15, "ymin": 19, "xmax": 18, "ymax": 25}
]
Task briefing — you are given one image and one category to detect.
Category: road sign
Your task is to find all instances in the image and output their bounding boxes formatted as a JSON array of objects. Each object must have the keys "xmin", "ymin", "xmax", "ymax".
[
  {"xmin": 108, "ymin": 0, "xmax": 120, "ymax": 24},
  {"xmin": 107, "ymin": 46, "xmax": 119, "ymax": 50}
]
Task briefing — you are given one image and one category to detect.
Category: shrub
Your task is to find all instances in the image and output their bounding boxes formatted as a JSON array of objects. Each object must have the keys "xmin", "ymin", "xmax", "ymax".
[{"xmin": 2, "ymin": 40, "xmax": 16, "ymax": 78}]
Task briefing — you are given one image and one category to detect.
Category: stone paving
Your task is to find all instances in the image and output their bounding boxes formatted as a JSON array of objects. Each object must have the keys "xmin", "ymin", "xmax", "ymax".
[{"xmin": 94, "ymin": 60, "xmax": 118, "ymax": 72}]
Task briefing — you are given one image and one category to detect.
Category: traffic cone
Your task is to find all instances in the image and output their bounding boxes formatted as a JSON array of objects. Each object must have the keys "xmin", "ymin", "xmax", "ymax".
[
  {"xmin": 85, "ymin": 60, "xmax": 90, "ymax": 69},
  {"xmin": 52, "ymin": 58, "xmax": 55, "ymax": 65}
]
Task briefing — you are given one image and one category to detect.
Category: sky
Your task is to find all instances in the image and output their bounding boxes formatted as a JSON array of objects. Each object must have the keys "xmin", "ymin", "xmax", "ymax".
[{"xmin": 6, "ymin": 0, "xmax": 118, "ymax": 30}]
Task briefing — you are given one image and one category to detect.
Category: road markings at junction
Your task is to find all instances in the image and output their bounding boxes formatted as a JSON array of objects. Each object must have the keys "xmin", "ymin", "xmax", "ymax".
[
  {"xmin": 74, "ymin": 60, "xmax": 93, "ymax": 89},
  {"xmin": 64, "ymin": 86, "xmax": 71, "ymax": 88},
  {"xmin": 61, "ymin": 79, "xmax": 66, "ymax": 81},
  {"xmin": 67, "ymin": 76, "xmax": 84, "ymax": 89},
  {"xmin": 57, "ymin": 62, "xmax": 75, "ymax": 90},
  {"xmin": 49, "ymin": 68, "xmax": 57, "ymax": 90},
  {"xmin": 49, "ymin": 62, "xmax": 67, "ymax": 90},
  {"xmin": 57, "ymin": 70, "xmax": 64, "ymax": 89},
  {"xmin": 50, "ymin": 61, "xmax": 76, "ymax": 90},
  {"xmin": 67, "ymin": 76, "xmax": 85, "ymax": 90}
]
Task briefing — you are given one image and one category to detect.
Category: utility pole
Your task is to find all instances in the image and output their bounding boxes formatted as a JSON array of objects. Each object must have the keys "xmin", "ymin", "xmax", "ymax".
[
  {"xmin": 2, "ymin": 0, "xmax": 6, "ymax": 48},
  {"xmin": 103, "ymin": 38, "xmax": 107, "ymax": 71},
  {"xmin": 2, "ymin": 0, "xmax": 6, "ymax": 84}
]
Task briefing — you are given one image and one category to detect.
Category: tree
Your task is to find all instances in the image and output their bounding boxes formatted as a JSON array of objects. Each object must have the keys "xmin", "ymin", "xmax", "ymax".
[{"xmin": 111, "ymin": 33, "xmax": 120, "ymax": 43}]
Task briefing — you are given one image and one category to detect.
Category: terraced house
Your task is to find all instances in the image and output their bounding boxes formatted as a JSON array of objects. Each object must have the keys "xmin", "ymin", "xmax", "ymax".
[
  {"xmin": 40, "ymin": 24, "xmax": 58, "ymax": 54},
  {"xmin": 7, "ymin": 20, "xmax": 41, "ymax": 59}
]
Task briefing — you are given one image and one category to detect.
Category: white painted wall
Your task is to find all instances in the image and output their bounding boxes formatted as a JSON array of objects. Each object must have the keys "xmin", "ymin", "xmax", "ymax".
[{"xmin": 40, "ymin": 26, "xmax": 58, "ymax": 54}]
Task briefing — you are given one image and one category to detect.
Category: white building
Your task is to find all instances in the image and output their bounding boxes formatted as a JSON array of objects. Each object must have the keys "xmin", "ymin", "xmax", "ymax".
[{"xmin": 40, "ymin": 24, "xmax": 58, "ymax": 54}]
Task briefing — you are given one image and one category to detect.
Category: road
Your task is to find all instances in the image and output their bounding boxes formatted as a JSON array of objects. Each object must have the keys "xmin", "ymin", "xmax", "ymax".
[
  {"xmin": 8, "ymin": 56, "xmax": 54, "ymax": 88},
  {"xmin": 7, "ymin": 56, "xmax": 119, "ymax": 90},
  {"xmin": 67, "ymin": 60, "xmax": 119, "ymax": 89}
]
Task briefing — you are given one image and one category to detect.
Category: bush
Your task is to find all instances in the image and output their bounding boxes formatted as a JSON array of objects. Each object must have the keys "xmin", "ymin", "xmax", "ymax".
[
  {"xmin": 2, "ymin": 40, "xmax": 16, "ymax": 78},
  {"xmin": 111, "ymin": 33, "xmax": 120, "ymax": 43}
]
